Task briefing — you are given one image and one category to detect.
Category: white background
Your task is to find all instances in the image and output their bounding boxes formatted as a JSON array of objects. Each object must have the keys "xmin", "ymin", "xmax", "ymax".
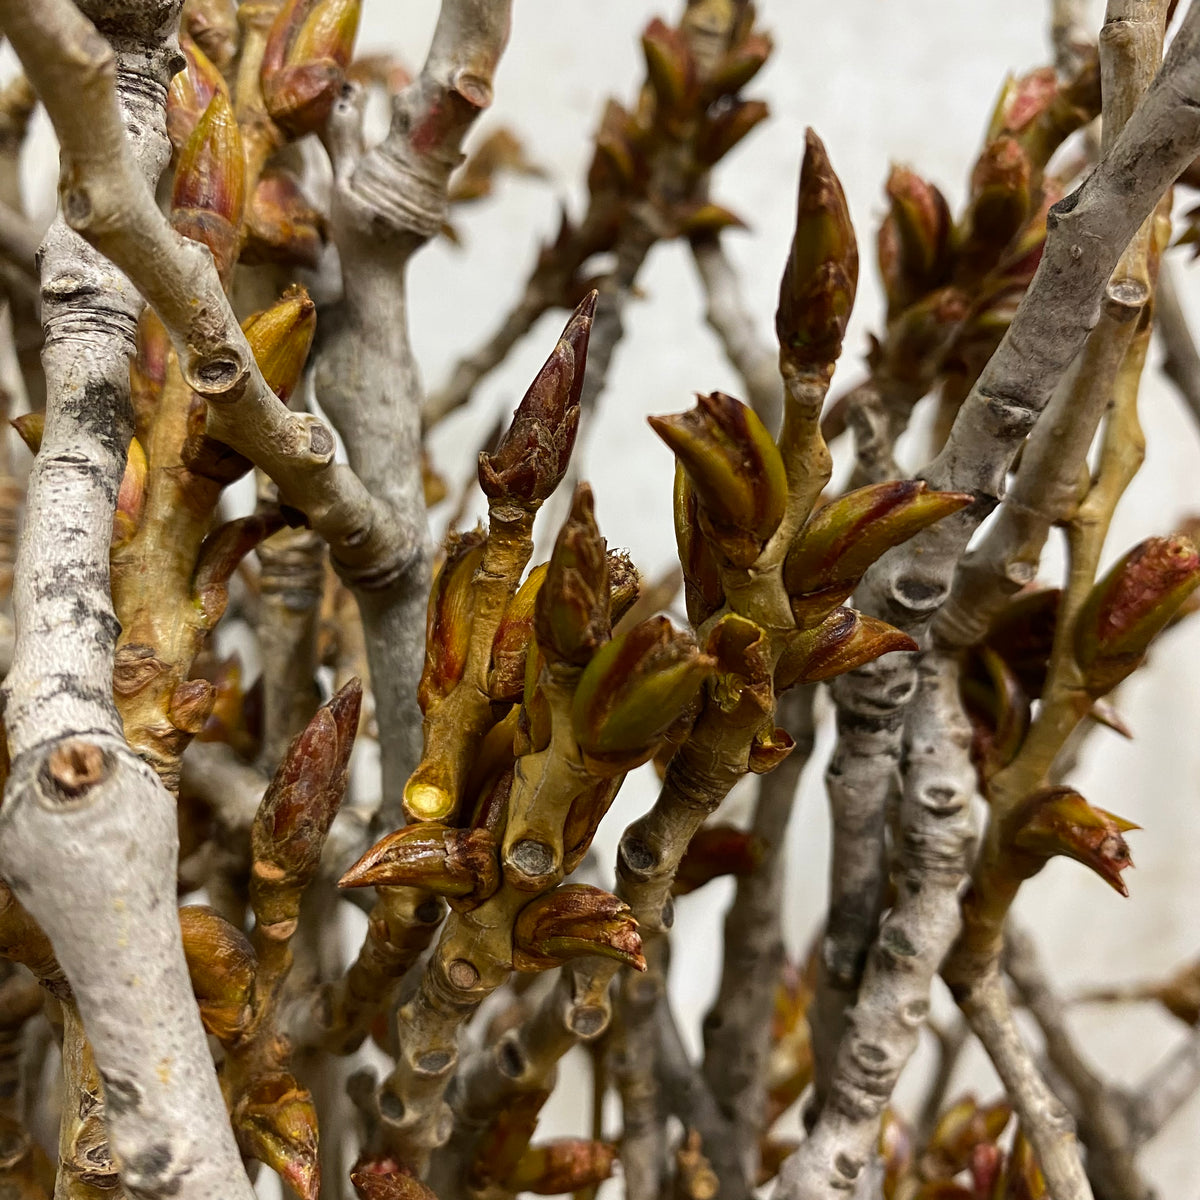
[{"xmin": 8, "ymin": 0, "xmax": 1200, "ymax": 1193}]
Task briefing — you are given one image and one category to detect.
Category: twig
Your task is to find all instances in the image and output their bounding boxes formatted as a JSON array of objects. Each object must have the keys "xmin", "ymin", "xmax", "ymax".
[
  {"xmin": 690, "ymin": 235, "xmax": 783, "ymax": 430},
  {"xmin": 314, "ymin": 0, "xmax": 512, "ymax": 816},
  {"xmin": 0, "ymin": 2, "xmax": 257, "ymax": 1196},
  {"xmin": 1128, "ymin": 1027, "xmax": 1200, "ymax": 1141},
  {"xmin": 701, "ymin": 686, "xmax": 815, "ymax": 1180},
  {"xmin": 1006, "ymin": 926, "xmax": 1150, "ymax": 1200},
  {"xmin": 1053, "ymin": 0, "xmax": 1098, "ymax": 74}
]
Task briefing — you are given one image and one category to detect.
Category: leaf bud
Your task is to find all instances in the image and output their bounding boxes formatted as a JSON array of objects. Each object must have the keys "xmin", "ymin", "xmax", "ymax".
[
  {"xmin": 178, "ymin": 904, "xmax": 256, "ymax": 1042},
  {"xmin": 506, "ymin": 1140, "xmax": 618, "ymax": 1195},
  {"xmin": 243, "ymin": 168, "xmax": 325, "ymax": 269},
  {"xmin": 650, "ymin": 391, "xmax": 786, "ymax": 568},
  {"xmin": 479, "ymin": 293, "xmax": 595, "ymax": 506},
  {"xmin": 785, "ymin": 480, "xmax": 972, "ymax": 626},
  {"xmin": 1073, "ymin": 535, "xmax": 1200, "ymax": 695},
  {"xmin": 776, "ymin": 129, "xmax": 858, "ymax": 380},
  {"xmin": 234, "ymin": 1073, "xmax": 320, "ymax": 1200},
  {"xmin": 339, "ymin": 824, "xmax": 499, "ymax": 909},
  {"xmin": 673, "ymin": 467, "xmax": 725, "ymax": 624},
  {"xmin": 673, "ymin": 825, "xmax": 764, "ymax": 895},
  {"xmin": 170, "ymin": 90, "xmax": 245, "ymax": 282},
  {"xmin": 775, "ymin": 608, "xmax": 917, "ymax": 691},
  {"xmin": 166, "ymin": 34, "xmax": 228, "ymax": 155},
  {"xmin": 877, "ymin": 165, "xmax": 952, "ymax": 315},
  {"xmin": 262, "ymin": 0, "xmax": 361, "ymax": 137},
  {"xmin": 417, "ymin": 528, "xmax": 486, "ymax": 713},
  {"xmin": 534, "ymin": 484, "xmax": 611, "ymax": 666},
  {"xmin": 512, "ymin": 885, "xmax": 645, "ymax": 973},
  {"xmin": 571, "ymin": 617, "xmax": 713, "ymax": 776},
  {"xmin": 243, "ymin": 284, "xmax": 318, "ymax": 405}
]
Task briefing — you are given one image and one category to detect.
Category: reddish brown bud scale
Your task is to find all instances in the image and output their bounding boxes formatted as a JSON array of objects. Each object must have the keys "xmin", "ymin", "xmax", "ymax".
[
  {"xmin": 535, "ymin": 483, "xmax": 611, "ymax": 666},
  {"xmin": 572, "ymin": 616, "xmax": 713, "ymax": 775},
  {"xmin": 350, "ymin": 1171, "xmax": 438, "ymax": 1200},
  {"xmin": 696, "ymin": 98, "xmax": 769, "ymax": 166},
  {"xmin": 777, "ymin": 129, "xmax": 859, "ymax": 378},
  {"xmin": 166, "ymin": 34, "xmax": 228, "ymax": 155},
  {"xmin": 1074, "ymin": 535, "xmax": 1200, "ymax": 695},
  {"xmin": 704, "ymin": 31, "xmax": 772, "ymax": 98},
  {"xmin": 242, "ymin": 285, "xmax": 318, "ymax": 405},
  {"xmin": 479, "ymin": 293, "xmax": 596, "ymax": 505},
  {"xmin": 179, "ymin": 904, "xmax": 256, "ymax": 1042},
  {"xmin": 489, "ymin": 562, "xmax": 548, "ymax": 701},
  {"xmin": 111, "ymin": 436, "xmax": 147, "ymax": 550},
  {"xmin": 785, "ymin": 480, "xmax": 973, "ymax": 626},
  {"xmin": 880, "ymin": 165, "xmax": 953, "ymax": 311},
  {"xmin": 673, "ymin": 468, "xmax": 725, "ymax": 624},
  {"xmin": 673, "ymin": 825, "xmax": 765, "ymax": 895},
  {"xmin": 512, "ymin": 885, "xmax": 645, "ymax": 972},
  {"xmin": 262, "ymin": 0, "xmax": 361, "ymax": 137},
  {"xmin": 1005, "ymin": 786, "xmax": 1137, "ymax": 895},
  {"xmin": 243, "ymin": 168, "xmax": 325, "ymax": 269},
  {"xmin": 650, "ymin": 391, "xmax": 787, "ymax": 569},
  {"xmin": 419, "ymin": 529, "xmax": 487, "ymax": 711},
  {"xmin": 234, "ymin": 1073, "xmax": 320, "ymax": 1200},
  {"xmin": 339, "ymin": 824, "xmax": 500, "ymax": 908},
  {"xmin": 250, "ymin": 679, "xmax": 362, "ymax": 926},
  {"xmin": 193, "ymin": 512, "xmax": 286, "ymax": 626},
  {"xmin": 775, "ymin": 608, "xmax": 917, "ymax": 691},
  {"xmin": 170, "ymin": 90, "xmax": 245, "ymax": 282},
  {"xmin": 506, "ymin": 1140, "xmax": 618, "ymax": 1195}
]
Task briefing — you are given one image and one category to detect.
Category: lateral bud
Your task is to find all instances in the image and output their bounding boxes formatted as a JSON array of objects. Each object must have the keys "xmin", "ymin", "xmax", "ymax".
[
  {"xmin": 179, "ymin": 904, "xmax": 256, "ymax": 1043},
  {"xmin": 339, "ymin": 824, "xmax": 500, "ymax": 909},
  {"xmin": 650, "ymin": 391, "xmax": 787, "ymax": 569},
  {"xmin": 506, "ymin": 1140, "xmax": 618, "ymax": 1195},
  {"xmin": 243, "ymin": 284, "xmax": 318, "ymax": 404},
  {"xmin": 489, "ymin": 562, "xmax": 548, "ymax": 700},
  {"xmin": 166, "ymin": 34, "xmax": 229, "ymax": 154},
  {"xmin": 571, "ymin": 617, "xmax": 713, "ymax": 776},
  {"xmin": 784, "ymin": 480, "xmax": 973, "ymax": 627},
  {"xmin": 534, "ymin": 483, "xmax": 611, "ymax": 666},
  {"xmin": 775, "ymin": 608, "xmax": 917, "ymax": 690},
  {"xmin": 878, "ymin": 165, "xmax": 952, "ymax": 315},
  {"xmin": 262, "ymin": 0, "xmax": 362, "ymax": 137},
  {"xmin": 512, "ymin": 885, "xmax": 645, "ymax": 972},
  {"xmin": 1073, "ymin": 535, "xmax": 1200, "ymax": 696},
  {"xmin": 234, "ymin": 1073, "xmax": 320, "ymax": 1200}
]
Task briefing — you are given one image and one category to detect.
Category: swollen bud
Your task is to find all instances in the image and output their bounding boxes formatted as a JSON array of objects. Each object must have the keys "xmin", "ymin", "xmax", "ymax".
[
  {"xmin": 166, "ymin": 35, "xmax": 228, "ymax": 154},
  {"xmin": 506, "ymin": 1140, "xmax": 618, "ymax": 1195},
  {"xmin": 351, "ymin": 1172, "xmax": 438, "ymax": 1200},
  {"xmin": 571, "ymin": 617, "xmax": 713, "ymax": 775},
  {"xmin": 489, "ymin": 562, "xmax": 548, "ymax": 700},
  {"xmin": 673, "ymin": 468, "xmax": 725, "ymax": 624},
  {"xmin": 1005, "ymin": 786, "xmax": 1137, "ymax": 896},
  {"xmin": 878, "ymin": 165, "xmax": 952, "ymax": 314},
  {"xmin": 112, "ymin": 437, "xmax": 147, "ymax": 550},
  {"xmin": 171, "ymin": 90, "xmax": 245, "ymax": 282},
  {"xmin": 784, "ymin": 480, "xmax": 973, "ymax": 627},
  {"xmin": 178, "ymin": 904, "xmax": 256, "ymax": 1042},
  {"xmin": 641, "ymin": 18, "xmax": 695, "ymax": 119},
  {"xmin": 650, "ymin": 391, "xmax": 787, "ymax": 569},
  {"xmin": 417, "ymin": 529, "xmax": 486, "ymax": 712},
  {"xmin": 261, "ymin": 0, "xmax": 361, "ymax": 137},
  {"xmin": 512, "ymin": 885, "xmax": 645, "ymax": 972},
  {"xmin": 1073, "ymin": 535, "xmax": 1200, "ymax": 696},
  {"xmin": 673, "ymin": 825, "xmax": 764, "ymax": 895},
  {"xmin": 776, "ymin": 129, "xmax": 858, "ymax": 380},
  {"xmin": 696, "ymin": 98, "xmax": 769, "ymax": 166},
  {"xmin": 534, "ymin": 484, "xmax": 610, "ymax": 666},
  {"xmin": 775, "ymin": 608, "xmax": 917, "ymax": 690},
  {"xmin": 250, "ymin": 680, "xmax": 361, "ymax": 930},
  {"xmin": 958, "ymin": 136, "xmax": 1032, "ymax": 280},
  {"xmin": 479, "ymin": 293, "xmax": 595, "ymax": 506},
  {"xmin": 242, "ymin": 284, "xmax": 318, "ymax": 405},
  {"xmin": 243, "ymin": 168, "xmax": 325, "ymax": 269},
  {"xmin": 339, "ymin": 824, "xmax": 500, "ymax": 908},
  {"xmin": 234, "ymin": 1073, "xmax": 320, "ymax": 1200}
]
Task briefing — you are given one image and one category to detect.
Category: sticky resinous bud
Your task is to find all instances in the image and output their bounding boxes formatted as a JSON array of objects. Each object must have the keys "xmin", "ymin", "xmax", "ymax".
[
  {"xmin": 534, "ymin": 483, "xmax": 611, "ymax": 667},
  {"xmin": 784, "ymin": 480, "xmax": 973, "ymax": 627},
  {"xmin": 775, "ymin": 607, "xmax": 917, "ymax": 691},
  {"xmin": 776, "ymin": 129, "xmax": 858, "ymax": 381},
  {"xmin": 339, "ymin": 823, "xmax": 500, "ymax": 909},
  {"xmin": 261, "ymin": 0, "xmax": 361, "ymax": 137},
  {"xmin": 1073, "ymin": 535, "xmax": 1200, "ymax": 696},
  {"xmin": 166, "ymin": 34, "xmax": 228, "ymax": 155},
  {"xmin": 650, "ymin": 391, "xmax": 787, "ymax": 569},
  {"xmin": 179, "ymin": 904, "xmax": 256, "ymax": 1042},
  {"xmin": 479, "ymin": 293, "xmax": 596, "ymax": 507},
  {"xmin": 171, "ymin": 90, "xmax": 245, "ymax": 283},
  {"xmin": 571, "ymin": 616, "xmax": 713, "ymax": 776},
  {"xmin": 250, "ymin": 679, "xmax": 361, "ymax": 930},
  {"xmin": 243, "ymin": 284, "xmax": 318, "ymax": 405},
  {"xmin": 234, "ymin": 1073, "xmax": 320, "ymax": 1200},
  {"xmin": 1004, "ymin": 786, "xmax": 1137, "ymax": 895},
  {"xmin": 877, "ymin": 165, "xmax": 952, "ymax": 316},
  {"xmin": 417, "ymin": 529, "xmax": 486, "ymax": 713},
  {"xmin": 511, "ymin": 885, "xmax": 645, "ymax": 972}
]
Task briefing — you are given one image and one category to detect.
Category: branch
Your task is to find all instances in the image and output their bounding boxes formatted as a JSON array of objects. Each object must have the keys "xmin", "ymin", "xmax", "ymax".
[
  {"xmin": 1154, "ymin": 256, "xmax": 1200, "ymax": 431},
  {"xmin": 777, "ymin": 7, "xmax": 1200, "ymax": 1194},
  {"xmin": 314, "ymin": 0, "xmax": 511, "ymax": 815},
  {"xmin": 0, "ymin": 3, "xmax": 257, "ymax": 1195}
]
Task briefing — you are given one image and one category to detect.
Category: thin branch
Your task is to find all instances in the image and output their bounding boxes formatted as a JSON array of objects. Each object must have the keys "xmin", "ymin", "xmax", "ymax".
[
  {"xmin": 0, "ymin": 2, "xmax": 256, "ymax": 1196},
  {"xmin": 689, "ymin": 235, "xmax": 783, "ymax": 430},
  {"xmin": 776, "ymin": 6, "xmax": 1200, "ymax": 1194},
  {"xmin": 1154, "ymin": 256, "xmax": 1200, "ymax": 431}
]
